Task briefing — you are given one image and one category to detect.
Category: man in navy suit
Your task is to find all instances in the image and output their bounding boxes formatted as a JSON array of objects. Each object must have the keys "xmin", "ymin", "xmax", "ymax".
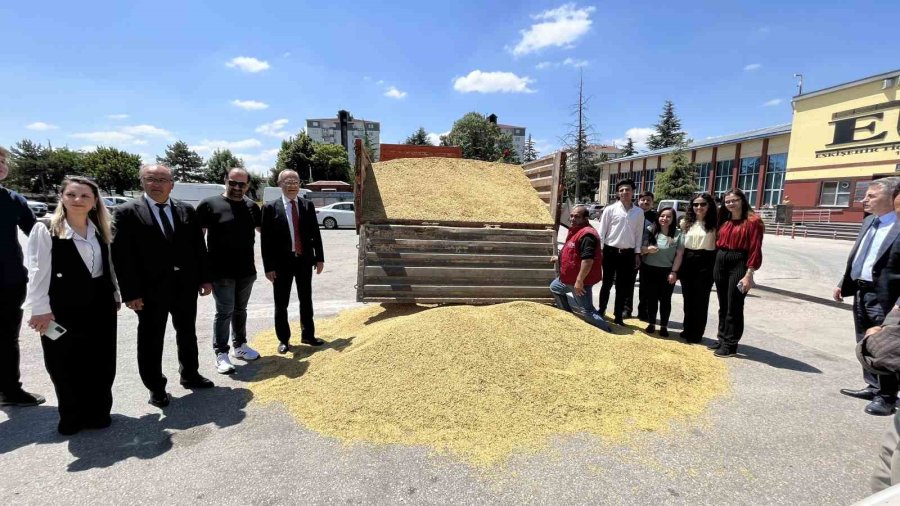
[
  {"xmin": 260, "ymin": 170, "xmax": 325, "ymax": 354},
  {"xmin": 835, "ymin": 176, "xmax": 900, "ymax": 416}
]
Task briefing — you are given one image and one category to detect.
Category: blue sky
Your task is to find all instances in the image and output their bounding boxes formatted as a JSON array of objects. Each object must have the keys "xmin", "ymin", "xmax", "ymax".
[{"xmin": 1, "ymin": 0, "xmax": 897, "ymax": 174}]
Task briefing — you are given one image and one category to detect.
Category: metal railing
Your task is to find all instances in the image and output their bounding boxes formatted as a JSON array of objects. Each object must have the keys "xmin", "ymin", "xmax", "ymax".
[{"xmin": 793, "ymin": 209, "xmax": 833, "ymax": 223}]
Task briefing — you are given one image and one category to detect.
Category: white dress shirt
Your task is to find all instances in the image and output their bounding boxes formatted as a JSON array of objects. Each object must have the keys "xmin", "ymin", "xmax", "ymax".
[
  {"xmin": 144, "ymin": 194, "xmax": 176, "ymax": 235},
  {"xmin": 23, "ymin": 221, "xmax": 121, "ymax": 314},
  {"xmin": 598, "ymin": 201, "xmax": 645, "ymax": 252},
  {"xmin": 282, "ymin": 195, "xmax": 302, "ymax": 253},
  {"xmin": 853, "ymin": 211, "xmax": 898, "ymax": 282}
]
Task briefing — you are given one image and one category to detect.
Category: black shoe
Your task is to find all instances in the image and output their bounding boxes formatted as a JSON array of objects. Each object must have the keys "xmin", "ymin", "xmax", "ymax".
[
  {"xmin": 865, "ymin": 397, "xmax": 897, "ymax": 416},
  {"xmin": 277, "ymin": 343, "xmax": 290, "ymax": 354},
  {"xmin": 659, "ymin": 327, "xmax": 669, "ymax": 337},
  {"xmin": 57, "ymin": 419, "xmax": 81, "ymax": 436},
  {"xmin": 0, "ymin": 389, "xmax": 46, "ymax": 407},
  {"xmin": 840, "ymin": 387, "xmax": 878, "ymax": 401},
  {"xmin": 645, "ymin": 324, "xmax": 656, "ymax": 334},
  {"xmin": 301, "ymin": 337, "xmax": 325, "ymax": 346},
  {"xmin": 149, "ymin": 391, "xmax": 171, "ymax": 408},
  {"xmin": 714, "ymin": 344, "xmax": 737, "ymax": 358},
  {"xmin": 706, "ymin": 340, "xmax": 721, "ymax": 350},
  {"xmin": 614, "ymin": 318, "xmax": 625, "ymax": 326},
  {"xmin": 180, "ymin": 375, "xmax": 214, "ymax": 389},
  {"xmin": 84, "ymin": 414, "xmax": 112, "ymax": 430}
]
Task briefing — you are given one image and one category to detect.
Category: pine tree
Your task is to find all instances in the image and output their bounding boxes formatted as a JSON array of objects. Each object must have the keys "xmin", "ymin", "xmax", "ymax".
[
  {"xmin": 646, "ymin": 100, "xmax": 687, "ymax": 150},
  {"xmin": 621, "ymin": 137, "xmax": 637, "ymax": 156},
  {"xmin": 654, "ymin": 146, "xmax": 699, "ymax": 200},
  {"xmin": 523, "ymin": 134, "xmax": 539, "ymax": 162},
  {"xmin": 561, "ymin": 72, "xmax": 596, "ymax": 201},
  {"xmin": 157, "ymin": 140, "xmax": 204, "ymax": 182},
  {"xmin": 404, "ymin": 127, "xmax": 431, "ymax": 146}
]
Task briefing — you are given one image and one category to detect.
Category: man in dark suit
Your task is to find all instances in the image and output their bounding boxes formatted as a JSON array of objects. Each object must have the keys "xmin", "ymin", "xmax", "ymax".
[
  {"xmin": 261, "ymin": 169, "xmax": 325, "ymax": 354},
  {"xmin": 835, "ymin": 176, "xmax": 900, "ymax": 416},
  {"xmin": 112, "ymin": 164, "xmax": 214, "ymax": 408}
]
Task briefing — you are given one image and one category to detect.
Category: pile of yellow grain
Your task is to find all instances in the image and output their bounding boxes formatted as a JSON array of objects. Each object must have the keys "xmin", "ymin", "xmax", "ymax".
[
  {"xmin": 360, "ymin": 157, "xmax": 553, "ymax": 225},
  {"xmin": 248, "ymin": 302, "xmax": 729, "ymax": 467}
]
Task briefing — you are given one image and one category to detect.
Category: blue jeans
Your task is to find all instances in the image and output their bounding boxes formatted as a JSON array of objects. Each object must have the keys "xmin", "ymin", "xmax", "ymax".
[
  {"xmin": 549, "ymin": 277, "xmax": 611, "ymax": 332},
  {"xmin": 212, "ymin": 274, "xmax": 256, "ymax": 354}
]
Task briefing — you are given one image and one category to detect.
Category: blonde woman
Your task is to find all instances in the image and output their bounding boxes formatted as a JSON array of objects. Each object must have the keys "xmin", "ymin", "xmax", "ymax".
[{"xmin": 24, "ymin": 177, "xmax": 120, "ymax": 435}]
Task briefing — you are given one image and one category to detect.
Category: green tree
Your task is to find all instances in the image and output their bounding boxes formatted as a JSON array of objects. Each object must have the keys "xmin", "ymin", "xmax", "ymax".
[
  {"xmin": 8, "ymin": 140, "xmax": 50, "ymax": 194},
  {"xmin": 247, "ymin": 172, "xmax": 264, "ymax": 201},
  {"xmin": 561, "ymin": 73, "xmax": 596, "ymax": 201},
  {"xmin": 621, "ymin": 137, "xmax": 637, "ymax": 156},
  {"xmin": 84, "ymin": 147, "xmax": 141, "ymax": 195},
  {"xmin": 310, "ymin": 143, "xmax": 351, "ymax": 182},
  {"xmin": 157, "ymin": 140, "xmax": 205, "ymax": 182},
  {"xmin": 273, "ymin": 130, "xmax": 316, "ymax": 184},
  {"xmin": 204, "ymin": 149, "xmax": 244, "ymax": 183},
  {"xmin": 440, "ymin": 112, "xmax": 518, "ymax": 163},
  {"xmin": 363, "ymin": 132, "xmax": 378, "ymax": 162},
  {"xmin": 404, "ymin": 127, "xmax": 431, "ymax": 146},
  {"xmin": 646, "ymin": 100, "xmax": 687, "ymax": 150},
  {"xmin": 523, "ymin": 134, "xmax": 539, "ymax": 162},
  {"xmin": 654, "ymin": 146, "xmax": 699, "ymax": 200}
]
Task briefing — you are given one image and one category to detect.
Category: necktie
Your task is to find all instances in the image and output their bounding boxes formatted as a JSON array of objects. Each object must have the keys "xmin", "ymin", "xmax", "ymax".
[
  {"xmin": 156, "ymin": 203, "xmax": 174, "ymax": 242},
  {"xmin": 851, "ymin": 217, "xmax": 881, "ymax": 280},
  {"xmin": 290, "ymin": 200, "xmax": 303, "ymax": 254}
]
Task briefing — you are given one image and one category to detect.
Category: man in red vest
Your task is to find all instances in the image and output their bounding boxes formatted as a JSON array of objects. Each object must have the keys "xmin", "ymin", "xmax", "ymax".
[{"xmin": 550, "ymin": 205, "xmax": 610, "ymax": 331}]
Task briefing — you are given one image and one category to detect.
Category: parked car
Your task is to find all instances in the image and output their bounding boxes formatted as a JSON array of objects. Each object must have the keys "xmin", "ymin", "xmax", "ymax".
[
  {"xmin": 656, "ymin": 199, "xmax": 691, "ymax": 222},
  {"xmin": 103, "ymin": 196, "xmax": 132, "ymax": 208},
  {"xmin": 587, "ymin": 203, "xmax": 604, "ymax": 219},
  {"xmin": 169, "ymin": 182, "xmax": 226, "ymax": 208},
  {"xmin": 27, "ymin": 200, "xmax": 48, "ymax": 217},
  {"xmin": 316, "ymin": 202, "xmax": 355, "ymax": 229},
  {"xmin": 262, "ymin": 186, "xmax": 311, "ymax": 203}
]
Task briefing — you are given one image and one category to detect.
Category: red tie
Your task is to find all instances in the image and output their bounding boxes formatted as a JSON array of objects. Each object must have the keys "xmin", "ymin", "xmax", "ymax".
[{"xmin": 290, "ymin": 200, "xmax": 303, "ymax": 254}]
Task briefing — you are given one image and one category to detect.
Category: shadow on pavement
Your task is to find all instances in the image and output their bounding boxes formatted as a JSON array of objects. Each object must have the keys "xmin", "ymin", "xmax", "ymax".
[
  {"xmin": 237, "ymin": 336, "xmax": 355, "ymax": 383},
  {"xmin": 754, "ymin": 284, "xmax": 851, "ymax": 311},
  {"xmin": 725, "ymin": 341, "xmax": 823, "ymax": 373},
  {"xmin": 0, "ymin": 405, "xmax": 61, "ymax": 454}
]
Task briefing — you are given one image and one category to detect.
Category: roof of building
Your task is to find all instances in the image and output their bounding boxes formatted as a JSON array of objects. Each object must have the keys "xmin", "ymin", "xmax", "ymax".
[
  {"xmin": 497, "ymin": 124, "xmax": 525, "ymax": 130},
  {"xmin": 306, "ymin": 180, "xmax": 352, "ymax": 187},
  {"xmin": 600, "ymin": 123, "xmax": 792, "ymax": 165},
  {"xmin": 307, "ymin": 118, "xmax": 380, "ymax": 124},
  {"xmin": 588, "ymin": 145, "xmax": 623, "ymax": 153},
  {"xmin": 793, "ymin": 69, "xmax": 900, "ymax": 102}
]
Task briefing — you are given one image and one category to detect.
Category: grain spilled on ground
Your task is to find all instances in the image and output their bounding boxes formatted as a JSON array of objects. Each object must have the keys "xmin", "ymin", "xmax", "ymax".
[
  {"xmin": 361, "ymin": 157, "xmax": 554, "ymax": 225},
  {"xmin": 248, "ymin": 302, "xmax": 729, "ymax": 467}
]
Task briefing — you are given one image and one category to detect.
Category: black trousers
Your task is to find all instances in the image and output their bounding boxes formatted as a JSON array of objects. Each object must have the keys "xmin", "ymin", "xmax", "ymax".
[
  {"xmin": 43, "ymin": 278, "xmax": 117, "ymax": 425},
  {"xmin": 714, "ymin": 249, "xmax": 750, "ymax": 345},
  {"xmin": 680, "ymin": 249, "xmax": 716, "ymax": 340},
  {"xmin": 598, "ymin": 246, "xmax": 637, "ymax": 319},
  {"xmin": 136, "ymin": 270, "xmax": 201, "ymax": 393},
  {"xmin": 854, "ymin": 287, "xmax": 899, "ymax": 399},
  {"xmin": 273, "ymin": 256, "xmax": 316, "ymax": 343},
  {"xmin": 640, "ymin": 264, "xmax": 675, "ymax": 327},
  {"xmin": 0, "ymin": 283, "xmax": 27, "ymax": 395}
]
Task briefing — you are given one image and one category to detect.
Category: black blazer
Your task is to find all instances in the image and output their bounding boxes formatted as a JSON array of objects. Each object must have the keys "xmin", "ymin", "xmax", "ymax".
[
  {"xmin": 839, "ymin": 215, "xmax": 900, "ymax": 314},
  {"xmin": 261, "ymin": 197, "xmax": 324, "ymax": 272},
  {"xmin": 112, "ymin": 196, "xmax": 210, "ymax": 302}
]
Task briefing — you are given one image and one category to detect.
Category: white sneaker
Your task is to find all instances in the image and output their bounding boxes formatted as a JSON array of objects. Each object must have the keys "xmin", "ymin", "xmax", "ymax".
[
  {"xmin": 215, "ymin": 353, "xmax": 236, "ymax": 374},
  {"xmin": 232, "ymin": 343, "xmax": 260, "ymax": 361}
]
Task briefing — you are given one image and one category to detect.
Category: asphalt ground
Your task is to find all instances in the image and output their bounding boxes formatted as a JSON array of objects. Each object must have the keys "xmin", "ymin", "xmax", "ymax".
[{"xmin": 1, "ymin": 226, "xmax": 890, "ymax": 505}]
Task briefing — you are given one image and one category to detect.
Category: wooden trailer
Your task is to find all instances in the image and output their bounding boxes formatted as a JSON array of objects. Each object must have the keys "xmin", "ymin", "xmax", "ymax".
[{"xmin": 353, "ymin": 140, "xmax": 566, "ymax": 304}]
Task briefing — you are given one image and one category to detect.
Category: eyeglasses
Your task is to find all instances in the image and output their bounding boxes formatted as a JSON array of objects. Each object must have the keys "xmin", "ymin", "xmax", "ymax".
[
  {"xmin": 281, "ymin": 180, "xmax": 300, "ymax": 186},
  {"xmin": 227, "ymin": 180, "xmax": 247, "ymax": 188},
  {"xmin": 724, "ymin": 200, "xmax": 741, "ymax": 205},
  {"xmin": 143, "ymin": 177, "xmax": 173, "ymax": 184},
  {"xmin": 692, "ymin": 202, "xmax": 708, "ymax": 208}
]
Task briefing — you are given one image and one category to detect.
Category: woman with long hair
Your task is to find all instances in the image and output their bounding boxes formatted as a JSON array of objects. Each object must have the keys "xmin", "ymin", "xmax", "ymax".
[
  {"xmin": 712, "ymin": 188, "xmax": 764, "ymax": 357},
  {"xmin": 640, "ymin": 207, "xmax": 683, "ymax": 337},
  {"xmin": 23, "ymin": 177, "xmax": 120, "ymax": 435},
  {"xmin": 675, "ymin": 192, "xmax": 718, "ymax": 344}
]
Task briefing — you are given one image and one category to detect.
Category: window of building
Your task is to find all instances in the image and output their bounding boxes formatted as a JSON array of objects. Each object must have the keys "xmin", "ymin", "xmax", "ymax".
[
  {"xmin": 633, "ymin": 171, "xmax": 643, "ymax": 191},
  {"xmin": 311, "ymin": 121, "xmax": 319, "ymax": 127},
  {"xmin": 646, "ymin": 169, "xmax": 656, "ymax": 194},
  {"xmin": 367, "ymin": 123, "xmax": 376, "ymax": 129},
  {"xmin": 854, "ymin": 181, "xmax": 871, "ymax": 203},
  {"xmin": 714, "ymin": 159, "xmax": 733, "ymax": 198},
  {"xmin": 738, "ymin": 156, "xmax": 760, "ymax": 206},
  {"xmin": 820, "ymin": 181, "xmax": 852, "ymax": 206},
  {"xmin": 762, "ymin": 153, "xmax": 787, "ymax": 206},
  {"xmin": 696, "ymin": 162, "xmax": 711, "ymax": 193},
  {"xmin": 607, "ymin": 173, "xmax": 620, "ymax": 204}
]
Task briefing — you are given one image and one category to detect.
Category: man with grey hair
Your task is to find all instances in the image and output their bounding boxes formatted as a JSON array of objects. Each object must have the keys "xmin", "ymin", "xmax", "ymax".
[
  {"xmin": 835, "ymin": 176, "xmax": 900, "ymax": 416},
  {"xmin": 0, "ymin": 145, "xmax": 45, "ymax": 406},
  {"xmin": 112, "ymin": 164, "xmax": 214, "ymax": 408}
]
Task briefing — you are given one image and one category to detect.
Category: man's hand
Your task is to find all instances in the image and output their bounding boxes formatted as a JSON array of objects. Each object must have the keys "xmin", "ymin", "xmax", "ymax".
[
  {"xmin": 574, "ymin": 279, "xmax": 586, "ymax": 297},
  {"xmin": 199, "ymin": 283, "xmax": 213, "ymax": 296},
  {"xmin": 266, "ymin": 271, "xmax": 277, "ymax": 283},
  {"xmin": 865, "ymin": 325, "xmax": 884, "ymax": 338},
  {"xmin": 28, "ymin": 312, "xmax": 54, "ymax": 335},
  {"xmin": 667, "ymin": 272, "xmax": 677, "ymax": 285},
  {"xmin": 634, "ymin": 254, "xmax": 642, "ymax": 269},
  {"xmin": 315, "ymin": 262, "xmax": 324, "ymax": 275},
  {"xmin": 126, "ymin": 298, "xmax": 144, "ymax": 311},
  {"xmin": 833, "ymin": 287, "xmax": 843, "ymax": 302},
  {"xmin": 550, "ymin": 255, "xmax": 558, "ymax": 264}
]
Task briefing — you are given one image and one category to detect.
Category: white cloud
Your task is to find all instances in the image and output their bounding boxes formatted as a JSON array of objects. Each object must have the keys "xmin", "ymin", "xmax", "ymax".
[
  {"xmin": 133, "ymin": 139, "xmax": 148, "ymax": 145},
  {"xmin": 511, "ymin": 4, "xmax": 595, "ymax": 56},
  {"xmin": 237, "ymin": 148, "xmax": 280, "ymax": 175},
  {"xmin": 533, "ymin": 138, "xmax": 555, "ymax": 155},
  {"xmin": 282, "ymin": 52, "xmax": 291, "ymax": 58},
  {"xmin": 255, "ymin": 119, "xmax": 291, "ymax": 138},
  {"xmin": 191, "ymin": 138, "xmax": 263, "ymax": 154},
  {"xmin": 384, "ymin": 86, "xmax": 407, "ymax": 99},
  {"xmin": 763, "ymin": 98, "xmax": 783, "ymax": 107},
  {"xmin": 107, "ymin": 114, "xmax": 129, "ymax": 120},
  {"xmin": 376, "ymin": 80, "xmax": 385, "ymax": 85},
  {"xmin": 562, "ymin": 57, "xmax": 588, "ymax": 67},
  {"xmin": 744, "ymin": 63, "xmax": 762, "ymax": 71},
  {"xmin": 120, "ymin": 124, "xmax": 173, "ymax": 138},
  {"xmin": 538, "ymin": 58, "xmax": 589, "ymax": 69},
  {"xmin": 26, "ymin": 122, "xmax": 58, "ymax": 131},
  {"xmin": 225, "ymin": 56, "xmax": 270, "ymax": 73},
  {"xmin": 453, "ymin": 70, "xmax": 535, "ymax": 94},
  {"xmin": 231, "ymin": 99, "xmax": 269, "ymax": 110},
  {"xmin": 536, "ymin": 61, "xmax": 553, "ymax": 70},
  {"xmin": 71, "ymin": 131, "xmax": 136, "ymax": 144},
  {"xmin": 426, "ymin": 131, "xmax": 450, "ymax": 146},
  {"xmin": 611, "ymin": 127, "xmax": 656, "ymax": 152}
]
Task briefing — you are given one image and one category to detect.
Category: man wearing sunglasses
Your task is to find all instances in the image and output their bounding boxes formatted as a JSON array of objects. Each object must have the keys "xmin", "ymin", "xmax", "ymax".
[{"xmin": 197, "ymin": 168, "xmax": 262, "ymax": 374}]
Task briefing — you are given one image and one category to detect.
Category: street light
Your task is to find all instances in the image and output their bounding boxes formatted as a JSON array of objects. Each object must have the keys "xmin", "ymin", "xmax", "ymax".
[{"xmin": 793, "ymin": 73, "xmax": 803, "ymax": 95}]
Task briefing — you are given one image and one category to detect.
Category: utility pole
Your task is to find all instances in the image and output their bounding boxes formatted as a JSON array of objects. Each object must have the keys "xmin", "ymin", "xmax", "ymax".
[{"xmin": 793, "ymin": 73, "xmax": 804, "ymax": 96}]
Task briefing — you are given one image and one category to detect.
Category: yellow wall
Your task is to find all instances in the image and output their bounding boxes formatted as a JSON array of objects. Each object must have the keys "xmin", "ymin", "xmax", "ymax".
[
  {"xmin": 695, "ymin": 147, "xmax": 713, "ymax": 163},
  {"xmin": 787, "ymin": 78, "xmax": 900, "ymax": 181}
]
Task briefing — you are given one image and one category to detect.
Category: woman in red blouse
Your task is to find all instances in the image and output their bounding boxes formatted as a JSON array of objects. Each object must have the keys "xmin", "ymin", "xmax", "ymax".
[{"xmin": 712, "ymin": 188, "xmax": 764, "ymax": 357}]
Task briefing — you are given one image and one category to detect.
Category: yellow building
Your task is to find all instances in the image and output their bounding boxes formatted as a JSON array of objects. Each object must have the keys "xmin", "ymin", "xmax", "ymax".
[{"xmin": 597, "ymin": 69, "xmax": 900, "ymax": 223}]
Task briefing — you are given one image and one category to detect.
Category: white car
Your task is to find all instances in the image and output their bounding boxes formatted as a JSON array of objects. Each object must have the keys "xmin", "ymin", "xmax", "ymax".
[
  {"xmin": 316, "ymin": 202, "xmax": 355, "ymax": 229},
  {"xmin": 103, "ymin": 196, "xmax": 132, "ymax": 208},
  {"xmin": 27, "ymin": 200, "xmax": 49, "ymax": 217}
]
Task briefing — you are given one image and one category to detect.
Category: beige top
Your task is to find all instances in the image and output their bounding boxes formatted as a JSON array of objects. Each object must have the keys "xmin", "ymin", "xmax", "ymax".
[{"xmin": 682, "ymin": 222, "xmax": 716, "ymax": 251}]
